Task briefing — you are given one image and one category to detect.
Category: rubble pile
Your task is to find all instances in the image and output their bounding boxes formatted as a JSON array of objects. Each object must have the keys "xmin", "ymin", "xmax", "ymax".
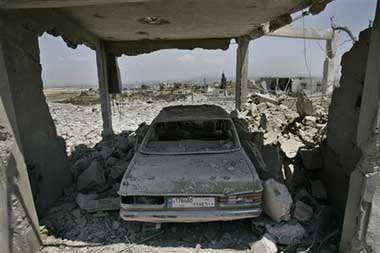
[
  {"xmin": 244, "ymin": 93, "xmax": 328, "ymax": 148},
  {"xmin": 39, "ymin": 96, "xmax": 339, "ymax": 252},
  {"xmin": 40, "ymin": 130, "xmax": 139, "ymax": 243},
  {"xmin": 237, "ymin": 93, "xmax": 340, "ymax": 252}
]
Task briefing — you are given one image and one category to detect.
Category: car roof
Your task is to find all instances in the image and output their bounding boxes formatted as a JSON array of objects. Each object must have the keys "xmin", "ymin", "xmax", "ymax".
[{"xmin": 153, "ymin": 105, "xmax": 231, "ymax": 123}]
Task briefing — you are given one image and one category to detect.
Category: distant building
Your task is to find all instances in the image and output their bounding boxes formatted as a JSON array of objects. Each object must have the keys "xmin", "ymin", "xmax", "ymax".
[
  {"xmin": 220, "ymin": 72, "xmax": 227, "ymax": 89},
  {"xmin": 257, "ymin": 77, "xmax": 323, "ymax": 95}
]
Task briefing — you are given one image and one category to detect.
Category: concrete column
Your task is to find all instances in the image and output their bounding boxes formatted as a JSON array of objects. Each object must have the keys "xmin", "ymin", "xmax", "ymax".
[
  {"xmin": 0, "ymin": 18, "xmax": 71, "ymax": 215},
  {"xmin": 106, "ymin": 54, "xmax": 122, "ymax": 94},
  {"xmin": 235, "ymin": 37, "xmax": 250, "ymax": 110},
  {"xmin": 96, "ymin": 40, "xmax": 114, "ymax": 138},
  {"xmin": 0, "ymin": 18, "xmax": 69, "ymax": 252},
  {"xmin": 322, "ymin": 57, "xmax": 334, "ymax": 94},
  {"xmin": 322, "ymin": 36, "xmax": 336, "ymax": 94},
  {"xmin": 340, "ymin": 2, "xmax": 380, "ymax": 252}
]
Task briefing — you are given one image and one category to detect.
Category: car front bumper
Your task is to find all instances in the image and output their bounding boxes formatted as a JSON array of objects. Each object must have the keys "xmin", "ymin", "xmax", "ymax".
[{"xmin": 120, "ymin": 207, "xmax": 262, "ymax": 223}]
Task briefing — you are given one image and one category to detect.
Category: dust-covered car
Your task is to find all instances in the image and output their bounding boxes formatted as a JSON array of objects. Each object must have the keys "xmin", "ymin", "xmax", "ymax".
[{"xmin": 118, "ymin": 105, "xmax": 263, "ymax": 223}]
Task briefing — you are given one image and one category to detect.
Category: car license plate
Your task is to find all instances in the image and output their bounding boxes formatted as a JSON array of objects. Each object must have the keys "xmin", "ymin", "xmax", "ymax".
[{"xmin": 168, "ymin": 197, "xmax": 215, "ymax": 208}]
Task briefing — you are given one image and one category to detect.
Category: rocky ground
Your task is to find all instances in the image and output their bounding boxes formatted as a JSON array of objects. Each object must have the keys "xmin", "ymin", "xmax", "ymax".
[{"xmin": 38, "ymin": 94, "xmax": 340, "ymax": 253}]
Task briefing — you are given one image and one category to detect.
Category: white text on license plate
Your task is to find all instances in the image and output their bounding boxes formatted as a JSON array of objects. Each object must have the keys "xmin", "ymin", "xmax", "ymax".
[{"xmin": 168, "ymin": 197, "xmax": 215, "ymax": 208}]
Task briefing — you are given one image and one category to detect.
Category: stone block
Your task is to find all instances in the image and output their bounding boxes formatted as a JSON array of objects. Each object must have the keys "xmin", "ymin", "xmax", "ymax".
[
  {"xmin": 80, "ymin": 198, "xmax": 120, "ymax": 213},
  {"xmin": 265, "ymin": 222, "xmax": 306, "ymax": 245},
  {"xmin": 293, "ymin": 201, "xmax": 313, "ymax": 221},
  {"xmin": 77, "ymin": 161, "xmax": 106, "ymax": 191},
  {"xmin": 249, "ymin": 234, "xmax": 277, "ymax": 253},
  {"xmin": 262, "ymin": 179, "xmax": 293, "ymax": 222},
  {"xmin": 76, "ymin": 193, "xmax": 98, "ymax": 209}
]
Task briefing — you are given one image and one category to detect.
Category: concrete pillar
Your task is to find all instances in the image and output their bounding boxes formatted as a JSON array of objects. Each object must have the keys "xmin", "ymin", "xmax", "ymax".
[
  {"xmin": 0, "ymin": 18, "xmax": 71, "ymax": 216},
  {"xmin": 340, "ymin": 2, "xmax": 380, "ymax": 252},
  {"xmin": 96, "ymin": 40, "xmax": 114, "ymax": 138},
  {"xmin": 0, "ymin": 18, "xmax": 65, "ymax": 252},
  {"xmin": 235, "ymin": 37, "xmax": 250, "ymax": 110},
  {"xmin": 322, "ymin": 36, "xmax": 336, "ymax": 94},
  {"xmin": 106, "ymin": 54, "xmax": 122, "ymax": 94},
  {"xmin": 322, "ymin": 57, "xmax": 334, "ymax": 94}
]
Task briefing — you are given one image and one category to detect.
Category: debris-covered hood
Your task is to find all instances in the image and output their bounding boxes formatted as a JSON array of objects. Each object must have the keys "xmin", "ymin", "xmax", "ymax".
[{"xmin": 119, "ymin": 149, "xmax": 262, "ymax": 196}]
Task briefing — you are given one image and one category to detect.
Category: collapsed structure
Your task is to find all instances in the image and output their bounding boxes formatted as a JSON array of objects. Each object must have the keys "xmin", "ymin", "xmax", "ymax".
[{"xmin": 0, "ymin": 0, "xmax": 379, "ymax": 252}]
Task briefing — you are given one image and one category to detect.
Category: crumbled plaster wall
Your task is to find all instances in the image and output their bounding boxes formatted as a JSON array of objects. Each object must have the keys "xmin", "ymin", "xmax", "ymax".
[
  {"xmin": 0, "ymin": 18, "xmax": 72, "ymax": 216},
  {"xmin": 323, "ymin": 28, "xmax": 371, "ymax": 211}
]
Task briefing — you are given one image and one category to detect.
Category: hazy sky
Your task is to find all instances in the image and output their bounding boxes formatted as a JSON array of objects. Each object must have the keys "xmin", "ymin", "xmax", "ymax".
[{"xmin": 39, "ymin": 0, "xmax": 377, "ymax": 87}]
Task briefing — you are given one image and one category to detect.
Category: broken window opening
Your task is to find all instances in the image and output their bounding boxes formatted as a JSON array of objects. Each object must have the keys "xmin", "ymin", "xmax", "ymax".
[{"xmin": 141, "ymin": 119, "xmax": 240, "ymax": 154}]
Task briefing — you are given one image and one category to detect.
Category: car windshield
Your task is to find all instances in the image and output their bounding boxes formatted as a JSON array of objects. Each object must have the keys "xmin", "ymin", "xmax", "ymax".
[{"xmin": 141, "ymin": 119, "xmax": 240, "ymax": 154}]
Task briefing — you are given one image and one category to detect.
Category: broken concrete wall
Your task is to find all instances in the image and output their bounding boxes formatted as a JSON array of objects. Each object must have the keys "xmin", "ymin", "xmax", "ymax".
[
  {"xmin": 0, "ymin": 18, "xmax": 71, "ymax": 216},
  {"xmin": 340, "ymin": 8, "xmax": 380, "ymax": 251},
  {"xmin": 323, "ymin": 28, "xmax": 371, "ymax": 210}
]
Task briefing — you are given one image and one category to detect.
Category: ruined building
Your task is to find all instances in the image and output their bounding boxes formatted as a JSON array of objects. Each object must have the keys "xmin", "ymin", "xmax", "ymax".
[{"xmin": 0, "ymin": 0, "xmax": 379, "ymax": 252}]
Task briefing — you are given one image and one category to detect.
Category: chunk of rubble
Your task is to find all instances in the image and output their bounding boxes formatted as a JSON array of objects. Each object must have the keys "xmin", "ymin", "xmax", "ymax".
[
  {"xmin": 241, "ymin": 141, "xmax": 267, "ymax": 173},
  {"xmin": 108, "ymin": 164, "xmax": 128, "ymax": 183},
  {"xmin": 296, "ymin": 93, "xmax": 314, "ymax": 117},
  {"xmin": 302, "ymin": 116, "xmax": 317, "ymax": 126},
  {"xmin": 281, "ymin": 139, "xmax": 304, "ymax": 159},
  {"xmin": 253, "ymin": 93, "xmax": 280, "ymax": 105},
  {"xmin": 77, "ymin": 197, "xmax": 120, "ymax": 213},
  {"xmin": 293, "ymin": 201, "xmax": 314, "ymax": 222},
  {"xmin": 265, "ymin": 222, "xmax": 306, "ymax": 245},
  {"xmin": 77, "ymin": 160, "xmax": 106, "ymax": 191},
  {"xmin": 262, "ymin": 179, "xmax": 293, "ymax": 222},
  {"xmin": 249, "ymin": 234, "xmax": 278, "ymax": 253},
  {"xmin": 76, "ymin": 193, "xmax": 98, "ymax": 209}
]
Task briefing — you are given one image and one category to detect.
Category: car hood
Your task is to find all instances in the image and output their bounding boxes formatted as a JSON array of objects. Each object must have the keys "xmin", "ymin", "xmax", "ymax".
[{"xmin": 119, "ymin": 149, "xmax": 262, "ymax": 196}]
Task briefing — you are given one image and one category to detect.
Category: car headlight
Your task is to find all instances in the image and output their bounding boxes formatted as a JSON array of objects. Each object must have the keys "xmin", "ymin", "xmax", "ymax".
[{"xmin": 219, "ymin": 192, "xmax": 262, "ymax": 206}]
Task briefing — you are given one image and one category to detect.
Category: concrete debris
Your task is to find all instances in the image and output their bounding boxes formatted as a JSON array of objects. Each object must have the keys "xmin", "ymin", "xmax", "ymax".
[
  {"xmin": 75, "ymin": 193, "xmax": 98, "ymax": 209},
  {"xmin": 108, "ymin": 163, "xmax": 129, "ymax": 183},
  {"xmin": 252, "ymin": 93, "xmax": 280, "ymax": 105},
  {"xmin": 262, "ymin": 179, "xmax": 293, "ymax": 222},
  {"xmin": 249, "ymin": 234, "xmax": 278, "ymax": 253},
  {"xmin": 265, "ymin": 222, "xmax": 306, "ymax": 245},
  {"xmin": 0, "ymin": 125, "xmax": 11, "ymax": 141},
  {"xmin": 293, "ymin": 201, "xmax": 314, "ymax": 222},
  {"xmin": 296, "ymin": 93, "xmax": 314, "ymax": 117},
  {"xmin": 281, "ymin": 139, "xmax": 305, "ymax": 159},
  {"xmin": 242, "ymin": 141, "xmax": 267, "ymax": 173},
  {"xmin": 77, "ymin": 160, "xmax": 106, "ymax": 191},
  {"xmin": 79, "ymin": 197, "xmax": 120, "ymax": 213}
]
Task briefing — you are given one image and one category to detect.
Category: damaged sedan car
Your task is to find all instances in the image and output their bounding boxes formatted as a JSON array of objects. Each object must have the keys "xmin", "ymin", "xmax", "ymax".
[{"xmin": 119, "ymin": 105, "xmax": 263, "ymax": 222}]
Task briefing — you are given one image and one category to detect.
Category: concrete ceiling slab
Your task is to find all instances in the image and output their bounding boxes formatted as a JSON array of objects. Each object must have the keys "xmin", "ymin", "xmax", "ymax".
[
  {"xmin": 59, "ymin": 0, "xmax": 313, "ymax": 41},
  {"xmin": 0, "ymin": 0, "xmax": 331, "ymax": 55}
]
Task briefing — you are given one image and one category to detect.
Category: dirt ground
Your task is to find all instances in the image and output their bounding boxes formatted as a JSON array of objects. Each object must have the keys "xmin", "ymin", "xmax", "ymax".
[{"xmin": 44, "ymin": 87, "xmax": 82, "ymax": 103}]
